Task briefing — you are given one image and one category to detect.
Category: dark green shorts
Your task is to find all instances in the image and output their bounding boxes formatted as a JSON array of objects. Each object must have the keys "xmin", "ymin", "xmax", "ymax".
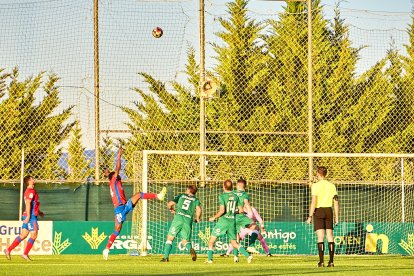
[
  {"xmin": 236, "ymin": 215, "xmax": 253, "ymax": 233},
  {"xmin": 167, "ymin": 215, "xmax": 193, "ymax": 241},
  {"xmin": 211, "ymin": 218, "xmax": 237, "ymax": 241}
]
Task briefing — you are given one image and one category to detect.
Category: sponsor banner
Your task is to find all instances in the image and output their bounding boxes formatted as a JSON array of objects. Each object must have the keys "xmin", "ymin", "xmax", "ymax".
[
  {"xmin": 52, "ymin": 221, "xmax": 133, "ymax": 255},
  {"xmin": 0, "ymin": 221, "xmax": 53, "ymax": 255},
  {"xmin": 3, "ymin": 220, "xmax": 412, "ymax": 255},
  {"xmin": 147, "ymin": 222, "xmax": 414, "ymax": 255}
]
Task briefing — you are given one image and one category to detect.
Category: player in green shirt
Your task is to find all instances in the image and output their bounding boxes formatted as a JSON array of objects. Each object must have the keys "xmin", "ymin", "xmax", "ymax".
[
  {"xmin": 161, "ymin": 185, "xmax": 201, "ymax": 262},
  {"xmin": 206, "ymin": 180, "xmax": 253, "ymax": 264},
  {"xmin": 234, "ymin": 179, "xmax": 259, "ymax": 255}
]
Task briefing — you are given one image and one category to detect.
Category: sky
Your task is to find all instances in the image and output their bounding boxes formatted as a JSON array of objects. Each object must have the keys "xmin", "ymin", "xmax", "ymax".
[{"xmin": 0, "ymin": 0, "xmax": 412, "ymax": 149}]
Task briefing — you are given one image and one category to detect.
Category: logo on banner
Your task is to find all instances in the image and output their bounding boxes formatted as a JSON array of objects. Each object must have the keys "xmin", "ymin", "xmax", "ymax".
[
  {"xmin": 198, "ymin": 227, "xmax": 211, "ymax": 245},
  {"xmin": 399, "ymin": 233, "xmax": 414, "ymax": 255},
  {"xmin": 365, "ymin": 224, "xmax": 389, "ymax": 254},
  {"xmin": 82, "ymin": 228, "xmax": 107, "ymax": 249},
  {"xmin": 52, "ymin": 232, "xmax": 72, "ymax": 255},
  {"xmin": 0, "ymin": 221, "xmax": 53, "ymax": 255}
]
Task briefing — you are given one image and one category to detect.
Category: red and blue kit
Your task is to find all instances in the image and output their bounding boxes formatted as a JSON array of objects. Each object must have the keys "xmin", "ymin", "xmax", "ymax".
[
  {"xmin": 109, "ymin": 176, "xmax": 127, "ymax": 208},
  {"xmin": 109, "ymin": 176, "xmax": 133, "ymax": 224},
  {"xmin": 22, "ymin": 188, "xmax": 40, "ymax": 231}
]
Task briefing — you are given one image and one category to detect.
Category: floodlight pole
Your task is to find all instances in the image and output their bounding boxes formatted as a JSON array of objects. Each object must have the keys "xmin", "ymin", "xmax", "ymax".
[
  {"xmin": 199, "ymin": 0, "xmax": 206, "ymax": 183},
  {"xmin": 94, "ymin": 0, "xmax": 100, "ymax": 182},
  {"xmin": 307, "ymin": 0, "xmax": 313, "ymax": 184}
]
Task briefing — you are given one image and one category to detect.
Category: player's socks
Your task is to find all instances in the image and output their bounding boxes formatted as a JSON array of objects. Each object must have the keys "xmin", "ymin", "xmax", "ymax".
[
  {"xmin": 228, "ymin": 231, "xmax": 246, "ymax": 255},
  {"xmin": 317, "ymin": 242, "xmax": 324, "ymax": 264},
  {"xmin": 238, "ymin": 247, "xmax": 250, "ymax": 257},
  {"xmin": 207, "ymin": 249, "xmax": 213, "ymax": 261},
  {"xmin": 260, "ymin": 239, "xmax": 270, "ymax": 254},
  {"xmin": 328, "ymin": 242, "xmax": 335, "ymax": 264},
  {"xmin": 7, "ymin": 236, "xmax": 22, "ymax": 252},
  {"xmin": 105, "ymin": 231, "xmax": 119, "ymax": 249},
  {"xmin": 226, "ymin": 245, "xmax": 233, "ymax": 256},
  {"xmin": 23, "ymin": 238, "xmax": 35, "ymax": 255},
  {"xmin": 248, "ymin": 230, "xmax": 259, "ymax": 246},
  {"xmin": 140, "ymin": 192, "xmax": 157, "ymax": 200},
  {"xmin": 163, "ymin": 240, "xmax": 173, "ymax": 259}
]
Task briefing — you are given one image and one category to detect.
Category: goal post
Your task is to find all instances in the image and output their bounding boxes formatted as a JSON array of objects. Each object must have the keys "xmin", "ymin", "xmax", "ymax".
[{"xmin": 133, "ymin": 150, "xmax": 414, "ymax": 256}]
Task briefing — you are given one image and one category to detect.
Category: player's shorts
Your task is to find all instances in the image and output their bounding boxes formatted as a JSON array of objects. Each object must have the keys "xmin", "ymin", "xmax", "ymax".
[
  {"xmin": 21, "ymin": 216, "xmax": 39, "ymax": 232},
  {"xmin": 167, "ymin": 215, "xmax": 193, "ymax": 241},
  {"xmin": 114, "ymin": 198, "xmax": 134, "ymax": 224},
  {"xmin": 313, "ymin": 207, "xmax": 333, "ymax": 231},
  {"xmin": 236, "ymin": 214, "xmax": 253, "ymax": 233},
  {"xmin": 211, "ymin": 218, "xmax": 237, "ymax": 241}
]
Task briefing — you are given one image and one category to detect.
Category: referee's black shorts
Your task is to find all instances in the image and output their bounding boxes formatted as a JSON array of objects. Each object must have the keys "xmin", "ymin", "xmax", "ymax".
[{"xmin": 313, "ymin": 207, "xmax": 333, "ymax": 231}]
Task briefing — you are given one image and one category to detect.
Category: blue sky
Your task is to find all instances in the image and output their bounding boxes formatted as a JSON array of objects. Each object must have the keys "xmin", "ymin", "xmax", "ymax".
[{"xmin": 0, "ymin": 0, "xmax": 412, "ymax": 149}]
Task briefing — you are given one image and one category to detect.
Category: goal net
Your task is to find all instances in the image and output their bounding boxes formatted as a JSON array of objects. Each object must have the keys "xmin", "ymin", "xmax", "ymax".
[{"xmin": 132, "ymin": 150, "xmax": 414, "ymax": 256}]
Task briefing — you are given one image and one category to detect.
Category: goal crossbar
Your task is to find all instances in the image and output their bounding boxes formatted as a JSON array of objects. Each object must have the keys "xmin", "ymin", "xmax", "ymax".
[{"xmin": 143, "ymin": 150, "xmax": 414, "ymax": 159}]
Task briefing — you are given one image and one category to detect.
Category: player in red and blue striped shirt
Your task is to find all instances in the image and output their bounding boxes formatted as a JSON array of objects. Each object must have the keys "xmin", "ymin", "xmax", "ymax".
[
  {"xmin": 102, "ymin": 147, "xmax": 166, "ymax": 260},
  {"xmin": 4, "ymin": 176, "xmax": 44, "ymax": 261}
]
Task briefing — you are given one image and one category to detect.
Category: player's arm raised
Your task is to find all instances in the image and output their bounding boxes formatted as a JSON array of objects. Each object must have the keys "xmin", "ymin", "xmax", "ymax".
[
  {"xmin": 209, "ymin": 205, "xmax": 225, "ymax": 222},
  {"xmin": 306, "ymin": 195, "xmax": 317, "ymax": 224},
  {"xmin": 113, "ymin": 147, "xmax": 122, "ymax": 179}
]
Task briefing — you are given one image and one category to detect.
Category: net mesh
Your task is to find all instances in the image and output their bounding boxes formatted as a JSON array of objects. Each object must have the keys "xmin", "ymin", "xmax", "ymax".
[
  {"xmin": 133, "ymin": 151, "xmax": 414, "ymax": 256},
  {"xmin": 0, "ymin": 0, "xmax": 413, "ymax": 184},
  {"xmin": 0, "ymin": 0, "xmax": 190, "ymax": 182}
]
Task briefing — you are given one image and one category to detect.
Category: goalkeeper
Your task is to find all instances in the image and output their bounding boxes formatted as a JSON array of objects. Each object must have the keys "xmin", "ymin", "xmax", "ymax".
[
  {"xmin": 161, "ymin": 185, "xmax": 201, "ymax": 262},
  {"xmin": 224, "ymin": 206, "xmax": 271, "ymax": 257}
]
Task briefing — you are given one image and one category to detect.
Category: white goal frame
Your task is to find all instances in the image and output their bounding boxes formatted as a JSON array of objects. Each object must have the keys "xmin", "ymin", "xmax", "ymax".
[{"xmin": 140, "ymin": 150, "xmax": 414, "ymax": 255}]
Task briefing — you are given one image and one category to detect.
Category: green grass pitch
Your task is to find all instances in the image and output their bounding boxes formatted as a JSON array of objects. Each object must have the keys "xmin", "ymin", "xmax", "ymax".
[{"xmin": 1, "ymin": 255, "xmax": 413, "ymax": 275}]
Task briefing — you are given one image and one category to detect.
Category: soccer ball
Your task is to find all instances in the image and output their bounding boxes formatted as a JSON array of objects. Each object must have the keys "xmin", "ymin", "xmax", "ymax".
[{"xmin": 152, "ymin": 27, "xmax": 163, "ymax": 38}]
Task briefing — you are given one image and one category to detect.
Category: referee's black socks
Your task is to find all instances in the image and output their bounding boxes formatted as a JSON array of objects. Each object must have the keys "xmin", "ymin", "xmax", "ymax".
[
  {"xmin": 317, "ymin": 242, "xmax": 324, "ymax": 264},
  {"xmin": 328, "ymin": 242, "xmax": 335, "ymax": 263}
]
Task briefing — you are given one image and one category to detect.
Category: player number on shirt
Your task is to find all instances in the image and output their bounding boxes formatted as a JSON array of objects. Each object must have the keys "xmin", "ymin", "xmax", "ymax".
[
  {"xmin": 226, "ymin": 201, "xmax": 236, "ymax": 213},
  {"xmin": 182, "ymin": 199, "xmax": 192, "ymax": 210}
]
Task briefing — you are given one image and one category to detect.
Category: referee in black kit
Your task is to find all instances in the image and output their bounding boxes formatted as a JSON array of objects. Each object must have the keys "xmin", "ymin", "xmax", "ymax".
[{"xmin": 306, "ymin": 166, "xmax": 339, "ymax": 267}]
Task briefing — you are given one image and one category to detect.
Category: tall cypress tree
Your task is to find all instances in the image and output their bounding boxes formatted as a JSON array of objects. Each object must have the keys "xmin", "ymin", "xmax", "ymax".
[
  {"xmin": 123, "ymin": 48, "xmax": 200, "ymax": 180},
  {"xmin": 207, "ymin": 0, "xmax": 267, "ymax": 152},
  {"xmin": 0, "ymin": 69, "xmax": 73, "ymax": 179}
]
